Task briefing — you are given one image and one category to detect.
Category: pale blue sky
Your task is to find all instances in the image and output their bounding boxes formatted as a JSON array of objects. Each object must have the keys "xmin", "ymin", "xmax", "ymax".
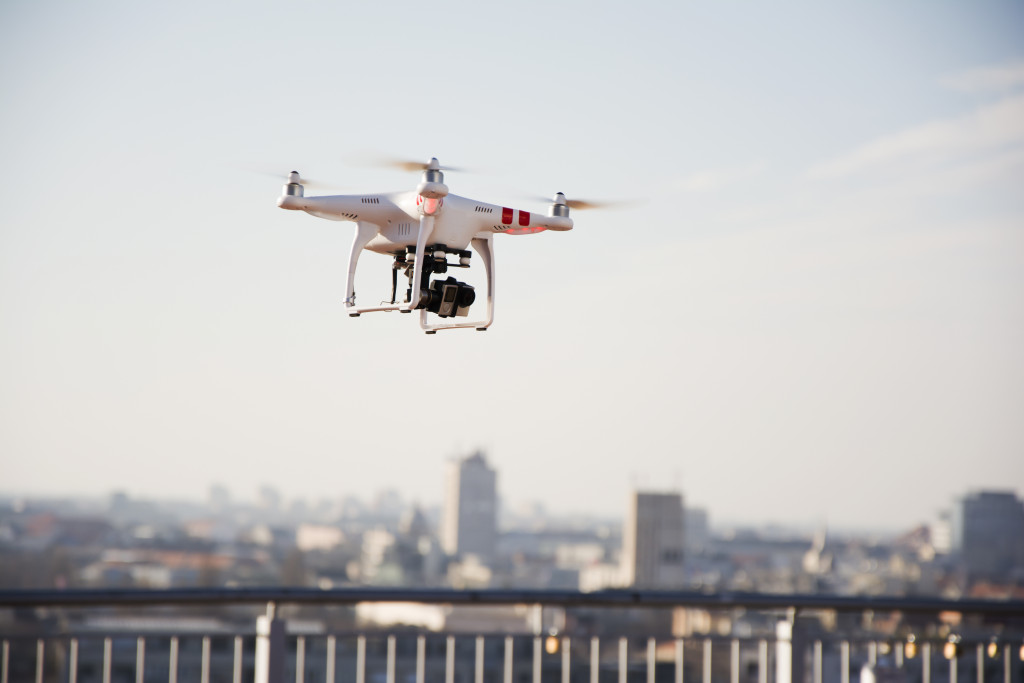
[{"xmin": 2, "ymin": 1, "xmax": 1022, "ymax": 530}]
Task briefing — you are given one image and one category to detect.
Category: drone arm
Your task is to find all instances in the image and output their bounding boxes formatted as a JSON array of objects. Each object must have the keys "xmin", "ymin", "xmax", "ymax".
[
  {"xmin": 484, "ymin": 207, "xmax": 573, "ymax": 235},
  {"xmin": 407, "ymin": 215, "xmax": 435, "ymax": 310},
  {"xmin": 344, "ymin": 222, "xmax": 380, "ymax": 307}
]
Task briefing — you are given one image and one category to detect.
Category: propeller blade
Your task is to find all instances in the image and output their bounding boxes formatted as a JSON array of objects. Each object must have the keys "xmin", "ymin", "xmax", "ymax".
[
  {"xmin": 526, "ymin": 195, "xmax": 633, "ymax": 211},
  {"xmin": 565, "ymin": 199, "xmax": 619, "ymax": 211},
  {"xmin": 372, "ymin": 157, "xmax": 467, "ymax": 173},
  {"xmin": 258, "ymin": 170, "xmax": 337, "ymax": 190}
]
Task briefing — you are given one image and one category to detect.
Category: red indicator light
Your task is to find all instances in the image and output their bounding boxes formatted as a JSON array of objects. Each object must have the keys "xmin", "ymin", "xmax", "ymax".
[{"xmin": 421, "ymin": 197, "xmax": 442, "ymax": 215}]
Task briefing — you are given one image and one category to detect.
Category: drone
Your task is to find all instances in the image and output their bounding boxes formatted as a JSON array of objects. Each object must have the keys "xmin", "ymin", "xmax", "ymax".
[{"xmin": 277, "ymin": 158, "xmax": 576, "ymax": 334}]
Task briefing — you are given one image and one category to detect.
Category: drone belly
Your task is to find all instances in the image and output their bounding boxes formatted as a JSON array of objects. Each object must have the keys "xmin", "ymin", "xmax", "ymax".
[
  {"xmin": 366, "ymin": 222, "xmax": 418, "ymax": 254},
  {"xmin": 428, "ymin": 220, "xmax": 476, "ymax": 250}
]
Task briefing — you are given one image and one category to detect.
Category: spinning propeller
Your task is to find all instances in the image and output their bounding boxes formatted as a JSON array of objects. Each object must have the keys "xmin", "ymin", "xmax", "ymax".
[
  {"xmin": 352, "ymin": 154, "xmax": 467, "ymax": 174},
  {"xmin": 532, "ymin": 193, "xmax": 630, "ymax": 211},
  {"xmin": 260, "ymin": 170, "xmax": 335, "ymax": 190}
]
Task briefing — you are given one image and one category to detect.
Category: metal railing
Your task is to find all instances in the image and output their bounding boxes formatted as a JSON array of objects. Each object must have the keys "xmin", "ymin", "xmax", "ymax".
[{"xmin": 1, "ymin": 588, "xmax": 1022, "ymax": 683}]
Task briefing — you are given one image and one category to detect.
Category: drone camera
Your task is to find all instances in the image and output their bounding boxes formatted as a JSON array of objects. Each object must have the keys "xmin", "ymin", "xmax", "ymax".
[
  {"xmin": 401, "ymin": 244, "xmax": 477, "ymax": 316},
  {"xmin": 421, "ymin": 277, "xmax": 475, "ymax": 318}
]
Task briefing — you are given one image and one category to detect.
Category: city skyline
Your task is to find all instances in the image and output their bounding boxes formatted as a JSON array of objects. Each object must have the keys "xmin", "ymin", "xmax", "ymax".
[
  {"xmin": 5, "ymin": 476, "xmax": 1020, "ymax": 539},
  {"xmin": 2, "ymin": 2, "xmax": 1023, "ymax": 532}
]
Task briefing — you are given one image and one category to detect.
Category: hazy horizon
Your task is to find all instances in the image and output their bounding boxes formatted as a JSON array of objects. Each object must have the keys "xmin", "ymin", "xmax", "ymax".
[{"xmin": 0, "ymin": 474, "xmax": 1000, "ymax": 538}]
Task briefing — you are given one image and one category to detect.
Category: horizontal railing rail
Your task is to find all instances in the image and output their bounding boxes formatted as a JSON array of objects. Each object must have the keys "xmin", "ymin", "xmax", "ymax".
[{"xmin": 3, "ymin": 587, "xmax": 1024, "ymax": 615}]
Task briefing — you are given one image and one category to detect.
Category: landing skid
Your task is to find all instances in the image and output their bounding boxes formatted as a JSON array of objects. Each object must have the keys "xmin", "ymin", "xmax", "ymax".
[{"xmin": 343, "ymin": 225, "xmax": 495, "ymax": 333}]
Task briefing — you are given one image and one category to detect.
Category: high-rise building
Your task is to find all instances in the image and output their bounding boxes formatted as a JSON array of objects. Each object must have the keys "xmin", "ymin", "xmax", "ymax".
[
  {"xmin": 622, "ymin": 490, "xmax": 686, "ymax": 588},
  {"xmin": 951, "ymin": 490, "xmax": 1024, "ymax": 579},
  {"xmin": 684, "ymin": 507, "xmax": 709, "ymax": 555},
  {"xmin": 441, "ymin": 451, "xmax": 497, "ymax": 563}
]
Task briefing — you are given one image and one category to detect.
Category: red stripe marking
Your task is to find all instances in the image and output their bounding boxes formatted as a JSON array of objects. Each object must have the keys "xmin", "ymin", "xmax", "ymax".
[
  {"xmin": 519, "ymin": 210, "xmax": 530, "ymax": 226},
  {"xmin": 501, "ymin": 207, "xmax": 513, "ymax": 224}
]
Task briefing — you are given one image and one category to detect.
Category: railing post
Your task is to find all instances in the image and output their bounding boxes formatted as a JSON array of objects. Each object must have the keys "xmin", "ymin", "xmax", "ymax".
[
  {"xmin": 135, "ymin": 637, "xmax": 145, "ymax": 683},
  {"xmin": 70, "ymin": 638, "xmax": 79, "ymax": 683},
  {"xmin": 536, "ymin": 636, "xmax": 544, "ymax": 683},
  {"xmin": 202, "ymin": 636, "xmax": 212, "ymax": 683},
  {"xmin": 35, "ymin": 639, "xmax": 44, "ymax": 683},
  {"xmin": 477, "ymin": 636, "xmax": 485, "ymax": 683},
  {"xmin": 169, "ymin": 636, "xmax": 179, "ymax": 683},
  {"xmin": 778, "ymin": 620, "xmax": 791, "ymax": 683},
  {"xmin": 759, "ymin": 639, "xmax": 768, "ymax": 683},
  {"xmin": 447, "ymin": 636, "xmax": 456, "ymax": 683},
  {"xmin": 732, "ymin": 639, "xmax": 740, "ymax": 683},
  {"xmin": 676, "ymin": 639, "xmax": 685, "ymax": 683},
  {"xmin": 648, "ymin": 638, "xmax": 657, "ymax": 683},
  {"xmin": 326, "ymin": 635, "xmax": 336, "ymax": 683},
  {"xmin": 255, "ymin": 602, "xmax": 286, "ymax": 683},
  {"xmin": 233, "ymin": 636, "xmax": 243, "ymax": 683},
  {"xmin": 563, "ymin": 637, "xmax": 572, "ymax": 683},
  {"xmin": 386, "ymin": 635, "xmax": 395, "ymax": 683},
  {"xmin": 102, "ymin": 637, "xmax": 111, "ymax": 683},
  {"xmin": 619, "ymin": 638, "xmax": 628, "ymax": 683},
  {"xmin": 813, "ymin": 640, "xmax": 822, "ymax": 683},
  {"xmin": 777, "ymin": 610, "xmax": 809, "ymax": 683},
  {"xmin": 417, "ymin": 636, "xmax": 426, "ymax": 683},
  {"xmin": 357, "ymin": 636, "xmax": 366, "ymax": 683},
  {"xmin": 506, "ymin": 636, "xmax": 515, "ymax": 683},
  {"xmin": 703, "ymin": 639, "xmax": 712, "ymax": 683}
]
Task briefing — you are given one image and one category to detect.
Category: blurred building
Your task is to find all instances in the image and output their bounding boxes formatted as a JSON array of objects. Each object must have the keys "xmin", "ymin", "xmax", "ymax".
[
  {"xmin": 930, "ymin": 511, "xmax": 953, "ymax": 555},
  {"xmin": 685, "ymin": 507, "xmax": 709, "ymax": 555},
  {"xmin": 441, "ymin": 451, "xmax": 497, "ymax": 563},
  {"xmin": 257, "ymin": 486, "xmax": 282, "ymax": 513},
  {"xmin": 208, "ymin": 484, "xmax": 231, "ymax": 513},
  {"xmin": 622, "ymin": 491, "xmax": 685, "ymax": 588},
  {"xmin": 951, "ymin": 490, "xmax": 1024, "ymax": 579},
  {"xmin": 296, "ymin": 524, "xmax": 345, "ymax": 552}
]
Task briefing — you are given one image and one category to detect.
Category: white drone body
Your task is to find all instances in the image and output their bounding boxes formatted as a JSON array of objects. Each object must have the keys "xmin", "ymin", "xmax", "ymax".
[{"xmin": 277, "ymin": 158, "xmax": 573, "ymax": 333}]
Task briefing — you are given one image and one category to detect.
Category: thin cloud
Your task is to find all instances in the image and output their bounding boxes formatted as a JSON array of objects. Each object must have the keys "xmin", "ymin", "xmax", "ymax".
[
  {"xmin": 808, "ymin": 95, "xmax": 1024, "ymax": 180},
  {"xmin": 673, "ymin": 161, "xmax": 765, "ymax": 193},
  {"xmin": 940, "ymin": 60, "xmax": 1024, "ymax": 94}
]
